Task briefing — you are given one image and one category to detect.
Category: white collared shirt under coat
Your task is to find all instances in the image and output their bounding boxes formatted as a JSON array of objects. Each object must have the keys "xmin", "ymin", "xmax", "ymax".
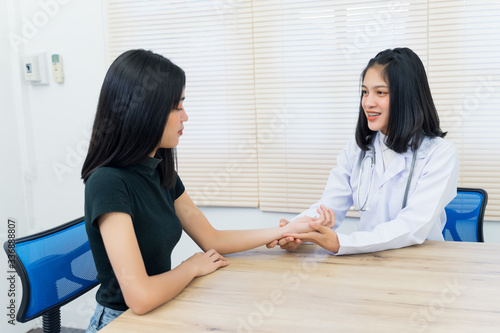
[{"xmin": 293, "ymin": 131, "xmax": 459, "ymax": 255}]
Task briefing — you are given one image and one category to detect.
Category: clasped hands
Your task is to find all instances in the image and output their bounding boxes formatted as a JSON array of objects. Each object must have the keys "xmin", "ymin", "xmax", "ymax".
[{"xmin": 267, "ymin": 205, "xmax": 340, "ymax": 253}]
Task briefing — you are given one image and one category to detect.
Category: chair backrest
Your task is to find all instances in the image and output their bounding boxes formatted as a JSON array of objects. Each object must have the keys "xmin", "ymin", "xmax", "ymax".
[
  {"xmin": 443, "ymin": 188, "xmax": 488, "ymax": 242},
  {"xmin": 3, "ymin": 216, "xmax": 99, "ymax": 325}
]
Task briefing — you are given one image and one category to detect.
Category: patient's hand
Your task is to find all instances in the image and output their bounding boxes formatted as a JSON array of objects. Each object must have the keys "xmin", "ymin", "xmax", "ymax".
[{"xmin": 266, "ymin": 219, "xmax": 302, "ymax": 251}]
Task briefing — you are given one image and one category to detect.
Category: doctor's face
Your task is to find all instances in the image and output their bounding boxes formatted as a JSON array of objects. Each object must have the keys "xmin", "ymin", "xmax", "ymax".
[{"xmin": 362, "ymin": 66, "xmax": 390, "ymax": 135}]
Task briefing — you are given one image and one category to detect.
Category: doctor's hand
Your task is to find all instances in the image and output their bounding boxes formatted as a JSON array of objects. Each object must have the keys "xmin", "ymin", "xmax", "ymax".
[
  {"xmin": 315, "ymin": 205, "xmax": 336, "ymax": 229},
  {"xmin": 283, "ymin": 222, "xmax": 340, "ymax": 253},
  {"xmin": 284, "ymin": 206, "xmax": 335, "ymax": 233},
  {"xmin": 266, "ymin": 205, "xmax": 336, "ymax": 251},
  {"xmin": 265, "ymin": 219, "xmax": 303, "ymax": 251}
]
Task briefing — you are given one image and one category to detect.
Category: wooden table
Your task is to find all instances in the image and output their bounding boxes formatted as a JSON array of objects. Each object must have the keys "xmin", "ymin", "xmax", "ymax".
[{"xmin": 101, "ymin": 241, "xmax": 500, "ymax": 332}]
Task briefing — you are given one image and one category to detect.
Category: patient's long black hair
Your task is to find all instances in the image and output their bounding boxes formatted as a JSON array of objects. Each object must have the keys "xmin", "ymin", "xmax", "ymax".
[{"xmin": 81, "ymin": 49, "xmax": 185, "ymax": 188}]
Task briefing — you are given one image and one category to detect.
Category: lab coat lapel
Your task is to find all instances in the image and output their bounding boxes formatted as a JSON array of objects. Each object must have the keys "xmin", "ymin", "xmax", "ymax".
[
  {"xmin": 381, "ymin": 154, "xmax": 406, "ymax": 185},
  {"xmin": 374, "ymin": 131, "xmax": 412, "ymax": 186}
]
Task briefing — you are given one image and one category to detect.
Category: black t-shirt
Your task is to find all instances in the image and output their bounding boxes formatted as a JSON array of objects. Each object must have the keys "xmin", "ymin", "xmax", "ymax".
[{"xmin": 84, "ymin": 157, "xmax": 185, "ymax": 311}]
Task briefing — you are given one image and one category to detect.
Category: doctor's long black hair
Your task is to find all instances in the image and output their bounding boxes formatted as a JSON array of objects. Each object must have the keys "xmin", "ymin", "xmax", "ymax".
[
  {"xmin": 81, "ymin": 49, "xmax": 185, "ymax": 188},
  {"xmin": 355, "ymin": 47, "xmax": 446, "ymax": 153}
]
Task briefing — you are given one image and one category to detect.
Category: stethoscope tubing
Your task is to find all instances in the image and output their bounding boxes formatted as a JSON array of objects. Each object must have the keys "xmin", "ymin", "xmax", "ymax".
[{"xmin": 355, "ymin": 146, "xmax": 417, "ymax": 211}]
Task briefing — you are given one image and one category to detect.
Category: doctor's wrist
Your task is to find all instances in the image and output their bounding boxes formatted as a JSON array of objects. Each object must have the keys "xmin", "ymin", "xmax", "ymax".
[{"xmin": 328, "ymin": 231, "xmax": 340, "ymax": 253}]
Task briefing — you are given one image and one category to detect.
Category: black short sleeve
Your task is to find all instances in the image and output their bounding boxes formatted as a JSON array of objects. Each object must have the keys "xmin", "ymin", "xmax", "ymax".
[
  {"xmin": 85, "ymin": 167, "xmax": 134, "ymax": 229},
  {"xmin": 172, "ymin": 174, "xmax": 185, "ymax": 200}
]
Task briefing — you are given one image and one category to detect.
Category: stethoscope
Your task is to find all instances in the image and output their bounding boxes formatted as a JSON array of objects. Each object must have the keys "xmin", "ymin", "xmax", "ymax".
[{"xmin": 354, "ymin": 145, "xmax": 417, "ymax": 211}]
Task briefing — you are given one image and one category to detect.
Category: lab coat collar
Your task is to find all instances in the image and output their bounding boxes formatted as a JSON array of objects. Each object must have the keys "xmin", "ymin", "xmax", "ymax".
[
  {"xmin": 383, "ymin": 153, "xmax": 408, "ymax": 185},
  {"xmin": 373, "ymin": 132, "xmax": 421, "ymax": 186}
]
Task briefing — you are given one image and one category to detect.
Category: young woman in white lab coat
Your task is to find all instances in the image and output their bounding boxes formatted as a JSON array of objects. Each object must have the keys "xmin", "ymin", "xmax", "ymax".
[{"xmin": 267, "ymin": 47, "xmax": 459, "ymax": 255}]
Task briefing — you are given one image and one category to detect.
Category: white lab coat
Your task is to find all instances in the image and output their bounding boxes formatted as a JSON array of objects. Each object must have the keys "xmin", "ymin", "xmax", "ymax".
[{"xmin": 293, "ymin": 132, "xmax": 459, "ymax": 255}]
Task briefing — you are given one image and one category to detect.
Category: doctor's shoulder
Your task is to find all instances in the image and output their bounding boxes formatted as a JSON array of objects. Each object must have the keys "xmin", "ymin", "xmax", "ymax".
[
  {"xmin": 338, "ymin": 137, "xmax": 364, "ymax": 167},
  {"xmin": 417, "ymin": 136, "xmax": 458, "ymax": 163}
]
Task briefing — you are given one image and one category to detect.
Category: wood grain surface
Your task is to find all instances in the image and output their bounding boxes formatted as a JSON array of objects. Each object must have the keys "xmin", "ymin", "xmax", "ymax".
[{"xmin": 100, "ymin": 241, "xmax": 500, "ymax": 332}]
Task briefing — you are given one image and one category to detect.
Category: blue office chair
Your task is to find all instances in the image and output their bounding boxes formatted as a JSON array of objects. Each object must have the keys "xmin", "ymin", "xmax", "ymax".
[
  {"xmin": 3, "ymin": 217, "xmax": 99, "ymax": 333},
  {"xmin": 443, "ymin": 188, "xmax": 488, "ymax": 242}
]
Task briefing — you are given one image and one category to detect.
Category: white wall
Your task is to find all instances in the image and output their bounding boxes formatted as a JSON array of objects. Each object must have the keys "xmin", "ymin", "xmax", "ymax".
[
  {"xmin": 1, "ymin": 0, "xmax": 500, "ymax": 331},
  {"xmin": 11, "ymin": 0, "xmax": 108, "ymax": 229},
  {"xmin": 1, "ymin": 0, "xmax": 107, "ymax": 331},
  {"xmin": 1, "ymin": 1, "xmax": 32, "ymax": 331}
]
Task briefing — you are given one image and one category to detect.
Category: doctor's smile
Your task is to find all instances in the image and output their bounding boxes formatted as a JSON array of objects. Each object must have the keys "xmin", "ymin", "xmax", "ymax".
[{"xmin": 366, "ymin": 112, "xmax": 381, "ymax": 120}]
